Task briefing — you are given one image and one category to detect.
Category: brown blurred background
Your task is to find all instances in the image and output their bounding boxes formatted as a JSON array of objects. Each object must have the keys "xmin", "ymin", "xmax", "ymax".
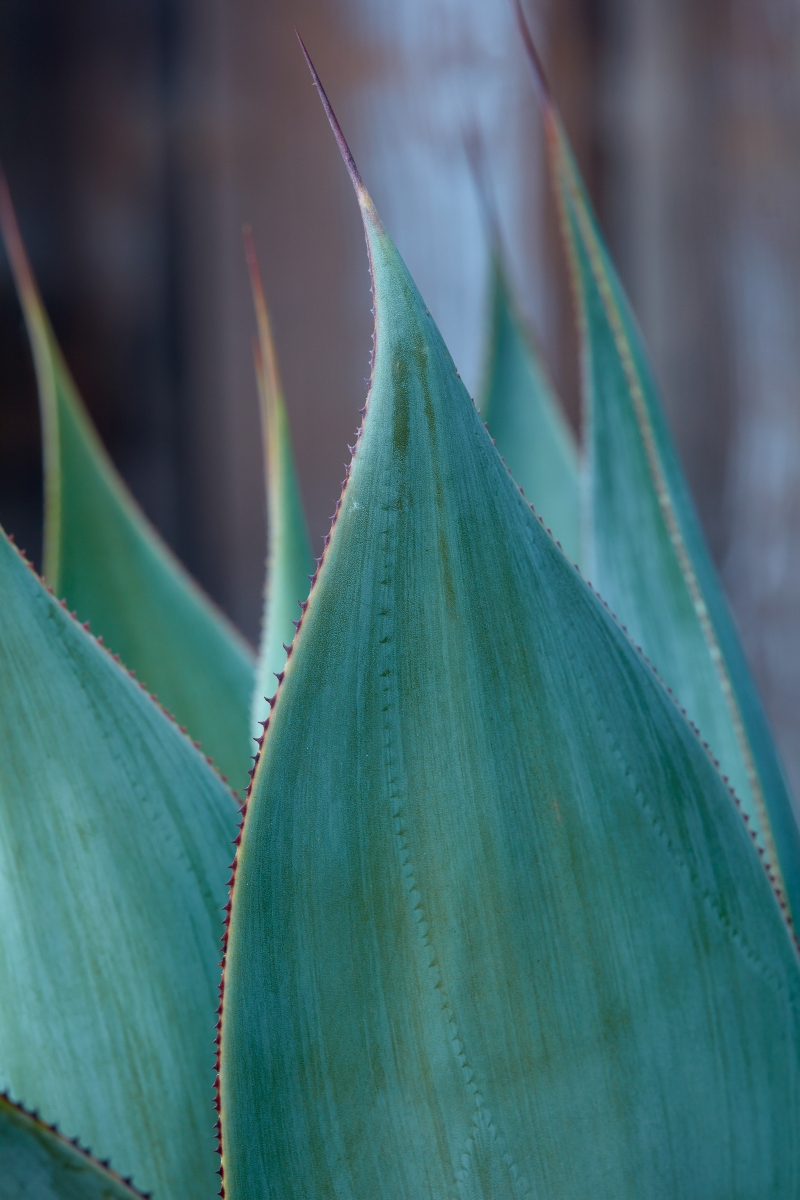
[{"xmin": 0, "ymin": 0, "xmax": 798, "ymax": 797}]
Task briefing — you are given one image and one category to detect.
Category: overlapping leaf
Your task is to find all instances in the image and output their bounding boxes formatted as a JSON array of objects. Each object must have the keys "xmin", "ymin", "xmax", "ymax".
[
  {"xmin": 480, "ymin": 258, "xmax": 580, "ymax": 563},
  {"xmin": 0, "ymin": 1094, "xmax": 145, "ymax": 1200},
  {"xmin": 0, "ymin": 529, "xmax": 238, "ymax": 1200},
  {"xmin": 519, "ymin": 26, "xmax": 800, "ymax": 927},
  {"xmin": 244, "ymin": 232, "xmax": 314, "ymax": 735},
  {"xmin": 219, "ymin": 52, "xmax": 800, "ymax": 1200},
  {"xmin": 0, "ymin": 177, "xmax": 255, "ymax": 793}
]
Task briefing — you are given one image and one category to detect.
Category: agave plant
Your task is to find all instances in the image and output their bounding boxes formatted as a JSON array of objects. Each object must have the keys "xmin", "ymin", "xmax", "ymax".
[{"xmin": 0, "ymin": 24, "xmax": 798, "ymax": 1200}]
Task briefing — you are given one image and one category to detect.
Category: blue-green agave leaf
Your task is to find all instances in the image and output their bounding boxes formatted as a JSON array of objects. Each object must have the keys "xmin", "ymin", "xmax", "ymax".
[
  {"xmin": 219, "ymin": 47, "xmax": 800, "ymax": 1200},
  {"xmin": 517, "ymin": 21, "xmax": 800, "ymax": 927},
  {"xmin": 243, "ymin": 231, "xmax": 314, "ymax": 737},
  {"xmin": 0, "ymin": 175, "xmax": 255, "ymax": 794},
  {"xmin": 0, "ymin": 1093, "xmax": 146, "ymax": 1199},
  {"xmin": 0, "ymin": 529, "xmax": 239, "ymax": 1200},
  {"xmin": 480, "ymin": 258, "xmax": 580, "ymax": 564}
]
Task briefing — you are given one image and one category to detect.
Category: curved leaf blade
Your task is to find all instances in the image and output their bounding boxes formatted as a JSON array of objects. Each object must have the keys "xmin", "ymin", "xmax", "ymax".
[
  {"xmin": 0, "ymin": 529, "xmax": 238, "ymax": 1200},
  {"xmin": 220, "ymin": 51, "xmax": 800, "ymax": 1200},
  {"xmin": 0, "ymin": 1093, "xmax": 146, "ymax": 1200},
  {"xmin": 243, "ymin": 232, "xmax": 314, "ymax": 736},
  {"xmin": 524, "ymin": 44, "xmax": 800, "ymax": 926},
  {"xmin": 0, "ymin": 175, "xmax": 255, "ymax": 794},
  {"xmin": 480, "ymin": 258, "xmax": 580, "ymax": 564}
]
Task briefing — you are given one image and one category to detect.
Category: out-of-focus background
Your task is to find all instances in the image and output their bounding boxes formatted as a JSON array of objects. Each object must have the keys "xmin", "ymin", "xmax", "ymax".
[{"xmin": 0, "ymin": 0, "xmax": 798, "ymax": 794}]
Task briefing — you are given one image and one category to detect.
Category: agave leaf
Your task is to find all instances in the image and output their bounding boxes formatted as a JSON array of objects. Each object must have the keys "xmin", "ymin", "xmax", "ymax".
[
  {"xmin": 0, "ymin": 1093, "xmax": 145, "ymax": 1200},
  {"xmin": 0, "ymin": 529, "xmax": 238, "ymax": 1200},
  {"xmin": 520, "ymin": 31, "xmax": 800, "ymax": 927},
  {"xmin": 243, "ymin": 231, "xmax": 314, "ymax": 736},
  {"xmin": 0, "ymin": 174, "xmax": 255, "ymax": 794},
  {"xmin": 219, "ymin": 47, "xmax": 800, "ymax": 1200},
  {"xmin": 480, "ymin": 257, "xmax": 580, "ymax": 564}
]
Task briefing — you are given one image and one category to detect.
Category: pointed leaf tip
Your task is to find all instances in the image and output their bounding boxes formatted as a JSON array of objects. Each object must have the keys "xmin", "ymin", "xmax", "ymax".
[{"xmin": 295, "ymin": 32, "xmax": 372, "ymax": 213}]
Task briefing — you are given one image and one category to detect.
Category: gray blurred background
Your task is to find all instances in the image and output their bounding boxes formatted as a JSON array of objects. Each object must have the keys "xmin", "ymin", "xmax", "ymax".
[{"xmin": 0, "ymin": 0, "xmax": 798, "ymax": 796}]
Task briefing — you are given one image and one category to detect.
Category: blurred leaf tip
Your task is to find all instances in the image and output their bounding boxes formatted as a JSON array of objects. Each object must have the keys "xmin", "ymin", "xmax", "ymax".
[
  {"xmin": 512, "ymin": 0, "xmax": 551, "ymax": 105},
  {"xmin": 0, "ymin": 170, "xmax": 256, "ymax": 794},
  {"xmin": 463, "ymin": 109, "xmax": 580, "ymax": 565},
  {"xmin": 242, "ymin": 225, "xmax": 314, "ymax": 737}
]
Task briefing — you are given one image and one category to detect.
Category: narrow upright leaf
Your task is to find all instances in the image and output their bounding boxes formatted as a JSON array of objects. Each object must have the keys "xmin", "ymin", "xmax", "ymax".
[
  {"xmin": 515, "ymin": 12, "xmax": 800, "ymax": 926},
  {"xmin": 243, "ymin": 231, "xmax": 314, "ymax": 736},
  {"xmin": 219, "ymin": 47, "xmax": 800, "ymax": 1200},
  {"xmin": 480, "ymin": 258, "xmax": 580, "ymax": 564},
  {"xmin": 0, "ymin": 176, "xmax": 255, "ymax": 793},
  {"xmin": 0, "ymin": 1094, "xmax": 145, "ymax": 1200},
  {"xmin": 0, "ymin": 529, "xmax": 238, "ymax": 1200}
]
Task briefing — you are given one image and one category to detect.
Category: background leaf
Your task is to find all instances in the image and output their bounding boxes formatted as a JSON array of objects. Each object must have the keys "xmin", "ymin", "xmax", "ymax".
[
  {"xmin": 243, "ymin": 231, "xmax": 314, "ymax": 736},
  {"xmin": 0, "ymin": 528, "xmax": 238, "ymax": 1200},
  {"xmin": 0, "ymin": 175, "xmax": 255, "ymax": 794},
  {"xmin": 480, "ymin": 257, "xmax": 580, "ymax": 564},
  {"xmin": 0, "ymin": 1093, "xmax": 145, "ymax": 1200},
  {"xmin": 220, "ymin": 55, "xmax": 800, "ymax": 1200},
  {"xmin": 523, "ymin": 33, "xmax": 800, "ymax": 928}
]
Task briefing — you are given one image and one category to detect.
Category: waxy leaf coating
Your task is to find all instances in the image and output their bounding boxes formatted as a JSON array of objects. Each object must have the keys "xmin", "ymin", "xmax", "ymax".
[
  {"xmin": 521, "ymin": 30, "xmax": 800, "ymax": 927},
  {"xmin": 0, "ymin": 177, "xmax": 255, "ymax": 794},
  {"xmin": 220, "ymin": 56, "xmax": 800, "ymax": 1200},
  {"xmin": 244, "ymin": 232, "xmax": 314, "ymax": 736},
  {"xmin": 0, "ymin": 530, "xmax": 238, "ymax": 1200},
  {"xmin": 0, "ymin": 1093, "xmax": 145, "ymax": 1200},
  {"xmin": 481, "ymin": 259, "xmax": 580, "ymax": 565}
]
